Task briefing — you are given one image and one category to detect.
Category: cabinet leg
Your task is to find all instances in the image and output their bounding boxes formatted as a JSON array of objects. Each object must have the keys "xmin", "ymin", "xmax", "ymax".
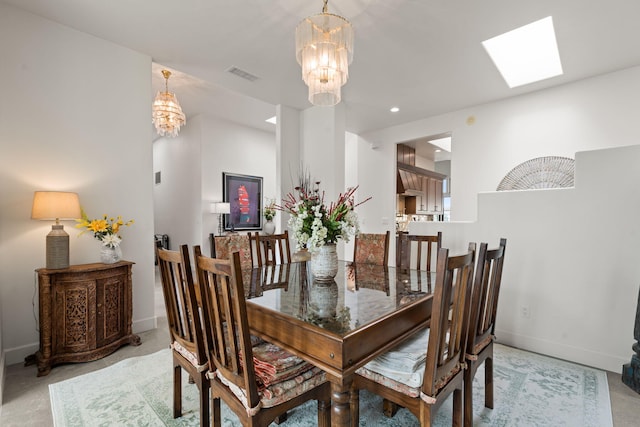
[{"xmin": 24, "ymin": 353, "xmax": 37, "ymax": 367}]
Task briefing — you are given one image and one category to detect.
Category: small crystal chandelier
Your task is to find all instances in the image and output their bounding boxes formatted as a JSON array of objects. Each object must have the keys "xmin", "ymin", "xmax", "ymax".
[
  {"xmin": 152, "ymin": 69, "xmax": 186, "ymax": 137},
  {"xmin": 295, "ymin": 0, "xmax": 354, "ymax": 106}
]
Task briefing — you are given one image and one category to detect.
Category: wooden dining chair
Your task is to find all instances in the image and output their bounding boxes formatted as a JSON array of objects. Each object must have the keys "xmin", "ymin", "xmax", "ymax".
[
  {"xmin": 396, "ymin": 231, "xmax": 442, "ymax": 271},
  {"xmin": 192, "ymin": 247, "xmax": 331, "ymax": 427},
  {"xmin": 351, "ymin": 245, "xmax": 476, "ymax": 427},
  {"xmin": 353, "ymin": 231, "xmax": 391, "ymax": 265},
  {"xmin": 156, "ymin": 244, "xmax": 210, "ymax": 427},
  {"xmin": 211, "ymin": 234, "xmax": 254, "ymax": 269},
  {"xmin": 464, "ymin": 238, "xmax": 507, "ymax": 427},
  {"xmin": 247, "ymin": 231, "xmax": 261, "ymax": 266},
  {"xmin": 255, "ymin": 230, "xmax": 292, "ymax": 266}
]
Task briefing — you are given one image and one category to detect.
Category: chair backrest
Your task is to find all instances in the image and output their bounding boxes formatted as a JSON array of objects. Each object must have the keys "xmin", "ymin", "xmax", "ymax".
[
  {"xmin": 193, "ymin": 247, "xmax": 262, "ymax": 409},
  {"xmin": 422, "ymin": 246, "xmax": 475, "ymax": 399},
  {"xmin": 396, "ymin": 232, "xmax": 442, "ymax": 271},
  {"xmin": 255, "ymin": 231, "xmax": 292, "ymax": 266},
  {"xmin": 247, "ymin": 232, "xmax": 260, "ymax": 266},
  {"xmin": 212, "ymin": 234, "xmax": 254, "ymax": 269},
  {"xmin": 156, "ymin": 244, "xmax": 208, "ymax": 367},
  {"xmin": 466, "ymin": 238, "xmax": 507, "ymax": 355},
  {"xmin": 353, "ymin": 231, "xmax": 391, "ymax": 265}
]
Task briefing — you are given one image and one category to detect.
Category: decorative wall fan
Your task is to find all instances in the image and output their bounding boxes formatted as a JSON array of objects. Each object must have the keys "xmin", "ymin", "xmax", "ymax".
[{"xmin": 497, "ymin": 156, "xmax": 575, "ymax": 191}]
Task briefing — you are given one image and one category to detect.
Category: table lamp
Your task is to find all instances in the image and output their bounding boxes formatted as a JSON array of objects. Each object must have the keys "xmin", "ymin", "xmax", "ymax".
[
  {"xmin": 210, "ymin": 202, "xmax": 230, "ymax": 235},
  {"xmin": 31, "ymin": 191, "xmax": 81, "ymax": 269}
]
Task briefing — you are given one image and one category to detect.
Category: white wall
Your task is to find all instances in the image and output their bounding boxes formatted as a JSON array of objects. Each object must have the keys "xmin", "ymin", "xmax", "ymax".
[
  {"xmin": 201, "ymin": 116, "xmax": 276, "ymax": 253},
  {"xmin": 153, "ymin": 115, "xmax": 276, "ymax": 257},
  {"xmin": 0, "ymin": 3, "xmax": 155, "ymax": 366},
  {"xmin": 153, "ymin": 115, "xmax": 203, "ymax": 249},
  {"xmin": 409, "ymin": 144, "xmax": 640, "ymax": 372},
  {"xmin": 354, "ymin": 135, "xmax": 396, "ymax": 259}
]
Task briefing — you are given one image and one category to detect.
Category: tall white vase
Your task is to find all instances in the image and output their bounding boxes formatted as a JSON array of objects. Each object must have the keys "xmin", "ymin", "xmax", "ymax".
[{"xmin": 310, "ymin": 243, "xmax": 338, "ymax": 282}]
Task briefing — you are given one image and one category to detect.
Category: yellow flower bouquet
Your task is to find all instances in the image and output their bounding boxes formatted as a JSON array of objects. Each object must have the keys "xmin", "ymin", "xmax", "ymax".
[{"xmin": 76, "ymin": 209, "xmax": 134, "ymax": 248}]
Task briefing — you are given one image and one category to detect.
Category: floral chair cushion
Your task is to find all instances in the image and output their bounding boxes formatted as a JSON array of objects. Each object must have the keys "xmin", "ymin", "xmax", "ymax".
[
  {"xmin": 354, "ymin": 233, "xmax": 388, "ymax": 265},
  {"xmin": 210, "ymin": 357, "xmax": 326, "ymax": 410},
  {"xmin": 171, "ymin": 340, "xmax": 208, "ymax": 372},
  {"xmin": 214, "ymin": 235, "xmax": 253, "ymax": 269}
]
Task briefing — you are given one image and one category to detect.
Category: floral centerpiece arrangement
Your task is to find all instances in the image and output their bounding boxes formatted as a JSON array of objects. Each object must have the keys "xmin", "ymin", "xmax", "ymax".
[
  {"xmin": 275, "ymin": 175, "xmax": 371, "ymax": 251},
  {"xmin": 76, "ymin": 209, "xmax": 134, "ymax": 248},
  {"xmin": 263, "ymin": 197, "xmax": 276, "ymax": 221}
]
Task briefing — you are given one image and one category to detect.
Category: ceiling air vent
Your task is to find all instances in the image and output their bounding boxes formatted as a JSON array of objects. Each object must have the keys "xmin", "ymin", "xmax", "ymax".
[{"xmin": 226, "ymin": 66, "xmax": 259, "ymax": 82}]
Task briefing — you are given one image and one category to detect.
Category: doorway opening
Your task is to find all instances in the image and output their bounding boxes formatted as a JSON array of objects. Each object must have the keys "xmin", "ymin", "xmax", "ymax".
[{"xmin": 395, "ymin": 133, "xmax": 451, "ymax": 232}]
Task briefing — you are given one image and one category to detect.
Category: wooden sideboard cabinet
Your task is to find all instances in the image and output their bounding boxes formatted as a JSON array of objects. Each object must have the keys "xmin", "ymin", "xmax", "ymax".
[{"xmin": 30, "ymin": 261, "xmax": 141, "ymax": 376}]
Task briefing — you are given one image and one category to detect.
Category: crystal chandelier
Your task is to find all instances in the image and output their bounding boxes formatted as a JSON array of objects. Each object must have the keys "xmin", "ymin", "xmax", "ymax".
[
  {"xmin": 152, "ymin": 69, "xmax": 186, "ymax": 137},
  {"xmin": 295, "ymin": 0, "xmax": 354, "ymax": 106}
]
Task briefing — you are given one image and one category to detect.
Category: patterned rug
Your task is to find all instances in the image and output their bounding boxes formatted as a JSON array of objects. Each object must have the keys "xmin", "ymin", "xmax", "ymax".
[{"xmin": 49, "ymin": 344, "xmax": 612, "ymax": 426}]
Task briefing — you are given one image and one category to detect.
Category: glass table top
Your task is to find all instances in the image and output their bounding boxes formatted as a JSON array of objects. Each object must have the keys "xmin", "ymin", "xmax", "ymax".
[{"xmin": 244, "ymin": 261, "xmax": 435, "ymax": 335}]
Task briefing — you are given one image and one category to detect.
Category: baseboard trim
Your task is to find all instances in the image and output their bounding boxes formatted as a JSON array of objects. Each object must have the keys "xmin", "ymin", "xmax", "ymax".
[
  {"xmin": 4, "ymin": 342, "xmax": 38, "ymax": 367},
  {"xmin": 4, "ymin": 317, "xmax": 158, "ymax": 367},
  {"xmin": 496, "ymin": 328, "xmax": 628, "ymax": 373},
  {"xmin": 132, "ymin": 316, "xmax": 157, "ymax": 334}
]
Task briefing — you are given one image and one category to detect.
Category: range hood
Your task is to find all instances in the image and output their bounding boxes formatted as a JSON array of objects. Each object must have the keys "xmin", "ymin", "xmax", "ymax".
[
  {"xmin": 397, "ymin": 162, "xmax": 446, "ymax": 194},
  {"xmin": 397, "ymin": 168, "xmax": 422, "ymax": 192}
]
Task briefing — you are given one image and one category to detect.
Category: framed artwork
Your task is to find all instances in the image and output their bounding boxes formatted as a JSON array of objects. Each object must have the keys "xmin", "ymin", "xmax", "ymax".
[{"xmin": 223, "ymin": 172, "xmax": 263, "ymax": 231}]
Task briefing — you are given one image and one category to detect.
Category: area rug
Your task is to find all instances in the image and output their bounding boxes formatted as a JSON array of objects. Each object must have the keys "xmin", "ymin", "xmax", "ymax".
[{"xmin": 49, "ymin": 344, "xmax": 612, "ymax": 426}]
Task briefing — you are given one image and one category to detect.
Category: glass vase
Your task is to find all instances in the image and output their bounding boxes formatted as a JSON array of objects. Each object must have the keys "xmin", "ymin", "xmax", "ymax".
[
  {"xmin": 100, "ymin": 245, "xmax": 122, "ymax": 264},
  {"xmin": 310, "ymin": 243, "xmax": 338, "ymax": 282}
]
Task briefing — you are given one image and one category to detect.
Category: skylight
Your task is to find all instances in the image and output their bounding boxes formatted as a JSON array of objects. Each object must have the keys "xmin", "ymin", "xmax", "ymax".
[{"xmin": 482, "ymin": 16, "xmax": 563, "ymax": 88}]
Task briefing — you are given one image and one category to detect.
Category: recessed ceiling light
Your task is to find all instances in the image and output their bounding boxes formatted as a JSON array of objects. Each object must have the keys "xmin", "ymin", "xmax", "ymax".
[
  {"xmin": 482, "ymin": 16, "xmax": 563, "ymax": 88},
  {"xmin": 265, "ymin": 116, "xmax": 277, "ymax": 124},
  {"xmin": 390, "ymin": 107, "xmax": 400, "ymax": 113},
  {"xmin": 435, "ymin": 149, "xmax": 441, "ymax": 153}
]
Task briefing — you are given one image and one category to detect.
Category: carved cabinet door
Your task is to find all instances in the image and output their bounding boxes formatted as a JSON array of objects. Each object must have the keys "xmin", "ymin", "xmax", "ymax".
[
  {"xmin": 53, "ymin": 278, "xmax": 97, "ymax": 354},
  {"xmin": 95, "ymin": 272, "xmax": 126, "ymax": 348}
]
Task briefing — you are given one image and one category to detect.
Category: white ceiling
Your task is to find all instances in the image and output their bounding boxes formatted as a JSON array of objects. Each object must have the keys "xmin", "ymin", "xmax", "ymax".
[{"xmin": 5, "ymin": 0, "xmax": 640, "ymax": 136}]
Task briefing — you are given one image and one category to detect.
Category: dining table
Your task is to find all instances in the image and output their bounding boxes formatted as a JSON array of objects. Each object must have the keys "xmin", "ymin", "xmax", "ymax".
[{"xmin": 242, "ymin": 260, "xmax": 436, "ymax": 427}]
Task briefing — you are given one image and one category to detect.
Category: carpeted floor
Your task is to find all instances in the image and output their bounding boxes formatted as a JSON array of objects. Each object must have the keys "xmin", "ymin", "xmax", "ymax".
[{"xmin": 49, "ymin": 344, "xmax": 612, "ymax": 427}]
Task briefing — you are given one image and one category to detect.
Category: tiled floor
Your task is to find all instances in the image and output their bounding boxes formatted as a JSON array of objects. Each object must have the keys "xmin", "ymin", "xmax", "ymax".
[{"xmin": 2, "ymin": 270, "xmax": 640, "ymax": 426}]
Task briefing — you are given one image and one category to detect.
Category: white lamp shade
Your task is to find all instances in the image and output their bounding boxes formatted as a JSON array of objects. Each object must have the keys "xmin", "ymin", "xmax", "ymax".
[
  {"xmin": 31, "ymin": 191, "xmax": 81, "ymax": 220},
  {"xmin": 210, "ymin": 202, "xmax": 230, "ymax": 214}
]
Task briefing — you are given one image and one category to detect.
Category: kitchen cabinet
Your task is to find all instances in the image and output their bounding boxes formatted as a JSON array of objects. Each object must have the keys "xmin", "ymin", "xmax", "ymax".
[
  {"xmin": 400, "ymin": 176, "xmax": 444, "ymax": 215},
  {"xmin": 28, "ymin": 261, "xmax": 140, "ymax": 376},
  {"xmin": 416, "ymin": 177, "xmax": 429, "ymax": 213},
  {"xmin": 426, "ymin": 177, "xmax": 443, "ymax": 213}
]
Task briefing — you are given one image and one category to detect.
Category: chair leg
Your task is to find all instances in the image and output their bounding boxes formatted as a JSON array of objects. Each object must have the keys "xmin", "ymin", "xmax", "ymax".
[
  {"xmin": 382, "ymin": 398, "xmax": 399, "ymax": 418},
  {"xmin": 464, "ymin": 365, "xmax": 474, "ymax": 427},
  {"xmin": 452, "ymin": 388, "xmax": 463, "ymax": 427},
  {"xmin": 485, "ymin": 356, "xmax": 494, "ymax": 409},
  {"xmin": 211, "ymin": 396, "xmax": 221, "ymax": 427},
  {"xmin": 173, "ymin": 364, "xmax": 182, "ymax": 418},
  {"xmin": 198, "ymin": 381, "xmax": 209, "ymax": 427},
  {"xmin": 318, "ymin": 397, "xmax": 331, "ymax": 427},
  {"xmin": 420, "ymin": 403, "xmax": 433, "ymax": 427},
  {"xmin": 273, "ymin": 412, "xmax": 288, "ymax": 424},
  {"xmin": 349, "ymin": 388, "xmax": 359, "ymax": 427}
]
